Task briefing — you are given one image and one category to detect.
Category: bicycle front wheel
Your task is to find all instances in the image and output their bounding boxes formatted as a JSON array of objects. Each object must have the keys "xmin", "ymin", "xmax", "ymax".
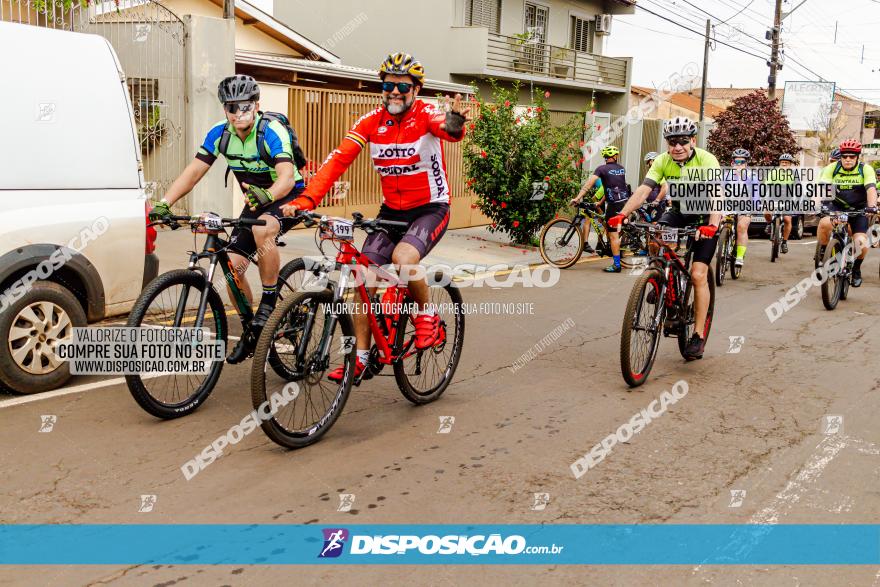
[
  {"xmin": 821, "ymin": 238, "xmax": 843, "ymax": 310},
  {"xmin": 393, "ymin": 273, "xmax": 465, "ymax": 404},
  {"xmin": 251, "ymin": 289, "xmax": 355, "ymax": 449},
  {"xmin": 620, "ymin": 269, "xmax": 665, "ymax": 387},
  {"xmin": 714, "ymin": 226, "xmax": 730, "ymax": 286},
  {"xmin": 539, "ymin": 218, "xmax": 583, "ymax": 268},
  {"xmin": 125, "ymin": 269, "xmax": 227, "ymax": 419}
]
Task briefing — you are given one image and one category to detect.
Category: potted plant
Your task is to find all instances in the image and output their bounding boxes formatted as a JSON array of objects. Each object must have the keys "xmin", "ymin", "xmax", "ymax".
[
  {"xmin": 551, "ymin": 47, "xmax": 574, "ymax": 78},
  {"xmin": 509, "ymin": 32, "xmax": 532, "ymax": 73}
]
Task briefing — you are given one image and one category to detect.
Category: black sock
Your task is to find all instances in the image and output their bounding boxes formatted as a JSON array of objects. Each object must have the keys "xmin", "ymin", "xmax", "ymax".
[
  {"xmin": 854, "ymin": 258, "xmax": 864, "ymax": 272},
  {"xmin": 260, "ymin": 283, "xmax": 278, "ymax": 308}
]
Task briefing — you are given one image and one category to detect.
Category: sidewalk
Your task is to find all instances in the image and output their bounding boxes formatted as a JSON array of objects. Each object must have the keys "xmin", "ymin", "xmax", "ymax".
[{"xmin": 151, "ymin": 223, "xmax": 544, "ymax": 293}]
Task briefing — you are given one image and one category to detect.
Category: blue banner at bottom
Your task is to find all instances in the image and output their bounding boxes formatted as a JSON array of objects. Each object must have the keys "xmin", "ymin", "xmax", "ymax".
[{"xmin": 0, "ymin": 524, "xmax": 877, "ymax": 565}]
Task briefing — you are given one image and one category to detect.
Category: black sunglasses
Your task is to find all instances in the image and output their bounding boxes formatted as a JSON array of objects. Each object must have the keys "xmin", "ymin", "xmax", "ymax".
[
  {"xmin": 667, "ymin": 137, "xmax": 691, "ymax": 146},
  {"xmin": 840, "ymin": 153, "xmax": 858, "ymax": 159},
  {"xmin": 224, "ymin": 102, "xmax": 255, "ymax": 114},
  {"xmin": 381, "ymin": 81, "xmax": 414, "ymax": 94}
]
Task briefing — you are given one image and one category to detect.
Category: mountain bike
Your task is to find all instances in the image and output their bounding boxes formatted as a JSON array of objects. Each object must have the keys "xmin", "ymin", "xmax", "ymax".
[
  {"xmin": 251, "ymin": 210, "xmax": 466, "ymax": 449},
  {"xmin": 538, "ymin": 202, "xmax": 646, "ymax": 269},
  {"xmin": 126, "ymin": 213, "xmax": 309, "ymax": 419},
  {"xmin": 820, "ymin": 210, "xmax": 866, "ymax": 310},
  {"xmin": 714, "ymin": 215, "xmax": 737, "ymax": 286},
  {"xmin": 620, "ymin": 223, "xmax": 715, "ymax": 387},
  {"xmin": 769, "ymin": 214, "xmax": 783, "ymax": 262}
]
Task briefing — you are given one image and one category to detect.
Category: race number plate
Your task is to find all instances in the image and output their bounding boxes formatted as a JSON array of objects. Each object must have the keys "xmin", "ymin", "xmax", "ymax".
[
  {"xmin": 332, "ymin": 219, "xmax": 354, "ymax": 240},
  {"xmin": 838, "ymin": 213, "xmax": 849, "ymax": 222},
  {"xmin": 661, "ymin": 227, "xmax": 679, "ymax": 242}
]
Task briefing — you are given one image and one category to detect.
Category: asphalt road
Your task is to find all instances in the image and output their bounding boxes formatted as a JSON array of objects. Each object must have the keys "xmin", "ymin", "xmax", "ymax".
[{"xmin": 3, "ymin": 237, "xmax": 880, "ymax": 586}]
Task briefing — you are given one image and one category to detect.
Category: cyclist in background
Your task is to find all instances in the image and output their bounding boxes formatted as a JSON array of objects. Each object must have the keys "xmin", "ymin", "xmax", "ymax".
[
  {"xmin": 729, "ymin": 148, "xmax": 757, "ymax": 270},
  {"xmin": 570, "ymin": 146, "xmax": 631, "ymax": 272},
  {"xmin": 829, "ymin": 148, "xmax": 841, "ymax": 165},
  {"xmin": 763, "ymin": 153, "xmax": 796, "ymax": 254},
  {"xmin": 817, "ymin": 139, "xmax": 878, "ymax": 287},
  {"xmin": 609, "ymin": 116, "xmax": 721, "ymax": 360}
]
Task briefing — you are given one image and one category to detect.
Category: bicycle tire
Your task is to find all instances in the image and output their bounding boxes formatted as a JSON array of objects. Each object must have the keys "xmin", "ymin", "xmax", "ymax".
[
  {"xmin": 251, "ymin": 288, "xmax": 355, "ymax": 449},
  {"xmin": 714, "ymin": 226, "xmax": 730, "ymax": 286},
  {"xmin": 125, "ymin": 269, "xmax": 227, "ymax": 419},
  {"xmin": 678, "ymin": 272, "xmax": 715, "ymax": 358},
  {"xmin": 620, "ymin": 269, "xmax": 665, "ymax": 387},
  {"xmin": 821, "ymin": 238, "xmax": 843, "ymax": 310},
  {"xmin": 394, "ymin": 273, "xmax": 465, "ymax": 404},
  {"xmin": 539, "ymin": 218, "xmax": 584, "ymax": 268},
  {"xmin": 771, "ymin": 218, "xmax": 780, "ymax": 262}
]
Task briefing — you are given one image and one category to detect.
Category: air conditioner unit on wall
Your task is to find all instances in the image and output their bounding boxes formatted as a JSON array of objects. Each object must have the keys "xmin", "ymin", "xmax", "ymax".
[{"xmin": 596, "ymin": 14, "xmax": 612, "ymax": 35}]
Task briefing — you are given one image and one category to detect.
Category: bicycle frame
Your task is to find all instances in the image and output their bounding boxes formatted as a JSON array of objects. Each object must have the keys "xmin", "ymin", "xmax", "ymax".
[{"xmin": 181, "ymin": 232, "xmax": 253, "ymax": 331}]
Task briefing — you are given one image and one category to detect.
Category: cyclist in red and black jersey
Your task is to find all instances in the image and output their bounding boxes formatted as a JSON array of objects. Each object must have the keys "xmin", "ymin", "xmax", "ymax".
[{"xmin": 283, "ymin": 52, "xmax": 469, "ymax": 381}]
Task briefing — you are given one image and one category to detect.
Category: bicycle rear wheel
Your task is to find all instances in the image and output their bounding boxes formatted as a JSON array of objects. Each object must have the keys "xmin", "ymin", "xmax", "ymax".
[
  {"xmin": 125, "ymin": 270, "xmax": 227, "ymax": 419},
  {"xmin": 678, "ymin": 272, "xmax": 716, "ymax": 358},
  {"xmin": 714, "ymin": 226, "xmax": 730, "ymax": 286},
  {"xmin": 821, "ymin": 238, "xmax": 843, "ymax": 310},
  {"xmin": 620, "ymin": 269, "xmax": 665, "ymax": 387},
  {"xmin": 251, "ymin": 289, "xmax": 355, "ymax": 449},
  {"xmin": 393, "ymin": 273, "xmax": 465, "ymax": 404},
  {"xmin": 539, "ymin": 218, "xmax": 583, "ymax": 268}
]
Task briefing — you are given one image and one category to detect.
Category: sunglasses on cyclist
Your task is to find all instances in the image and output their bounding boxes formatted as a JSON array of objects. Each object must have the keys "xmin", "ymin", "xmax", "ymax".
[
  {"xmin": 840, "ymin": 153, "xmax": 858, "ymax": 159},
  {"xmin": 224, "ymin": 101, "xmax": 256, "ymax": 114},
  {"xmin": 381, "ymin": 81, "xmax": 414, "ymax": 94},
  {"xmin": 667, "ymin": 137, "xmax": 691, "ymax": 147},
  {"xmin": 732, "ymin": 158, "xmax": 747, "ymax": 165}
]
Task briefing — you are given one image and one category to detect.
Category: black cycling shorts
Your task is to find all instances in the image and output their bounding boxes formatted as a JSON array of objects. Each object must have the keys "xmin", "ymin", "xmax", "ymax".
[
  {"xmin": 604, "ymin": 200, "xmax": 627, "ymax": 233},
  {"xmin": 827, "ymin": 201, "xmax": 869, "ymax": 234},
  {"xmin": 228, "ymin": 185, "xmax": 304, "ymax": 259},
  {"xmin": 363, "ymin": 203, "xmax": 450, "ymax": 266},
  {"xmin": 657, "ymin": 208, "xmax": 718, "ymax": 265}
]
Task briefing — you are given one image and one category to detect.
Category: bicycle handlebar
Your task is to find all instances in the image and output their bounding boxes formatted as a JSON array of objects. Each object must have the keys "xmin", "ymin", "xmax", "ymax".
[
  {"xmin": 629, "ymin": 221, "xmax": 698, "ymax": 236},
  {"xmin": 148, "ymin": 214, "xmax": 267, "ymax": 229},
  {"xmin": 293, "ymin": 209, "xmax": 409, "ymax": 233}
]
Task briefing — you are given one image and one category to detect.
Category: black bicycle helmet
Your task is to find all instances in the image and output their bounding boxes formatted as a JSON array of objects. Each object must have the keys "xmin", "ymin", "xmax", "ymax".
[{"xmin": 217, "ymin": 75, "xmax": 260, "ymax": 103}]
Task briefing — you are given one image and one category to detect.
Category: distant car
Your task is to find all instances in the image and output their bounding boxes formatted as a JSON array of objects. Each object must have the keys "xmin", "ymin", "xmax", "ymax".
[
  {"xmin": 747, "ymin": 213, "xmax": 818, "ymax": 239},
  {"xmin": 0, "ymin": 23, "xmax": 158, "ymax": 394}
]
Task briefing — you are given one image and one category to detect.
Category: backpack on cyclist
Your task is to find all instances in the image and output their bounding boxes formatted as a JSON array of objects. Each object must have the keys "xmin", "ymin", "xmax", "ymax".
[
  {"xmin": 832, "ymin": 161, "xmax": 864, "ymax": 180},
  {"xmin": 217, "ymin": 111, "xmax": 307, "ymax": 187}
]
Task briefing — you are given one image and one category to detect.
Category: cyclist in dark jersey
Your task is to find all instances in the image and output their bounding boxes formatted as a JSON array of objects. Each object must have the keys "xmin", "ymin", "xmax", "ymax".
[
  {"xmin": 642, "ymin": 151, "xmax": 668, "ymax": 221},
  {"xmin": 570, "ymin": 145, "xmax": 631, "ymax": 272}
]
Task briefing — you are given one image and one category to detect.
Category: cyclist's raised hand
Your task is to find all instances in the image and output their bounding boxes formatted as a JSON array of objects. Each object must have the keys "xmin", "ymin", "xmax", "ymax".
[{"xmin": 440, "ymin": 94, "xmax": 470, "ymax": 135}]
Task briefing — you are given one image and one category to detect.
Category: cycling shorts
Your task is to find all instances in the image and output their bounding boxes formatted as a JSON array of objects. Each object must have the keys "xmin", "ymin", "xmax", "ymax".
[
  {"xmin": 363, "ymin": 203, "xmax": 450, "ymax": 266},
  {"xmin": 604, "ymin": 200, "xmax": 627, "ymax": 233},
  {"xmin": 827, "ymin": 201, "xmax": 869, "ymax": 234},
  {"xmin": 228, "ymin": 184, "xmax": 304, "ymax": 258},
  {"xmin": 657, "ymin": 208, "xmax": 717, "ymax": 265}
]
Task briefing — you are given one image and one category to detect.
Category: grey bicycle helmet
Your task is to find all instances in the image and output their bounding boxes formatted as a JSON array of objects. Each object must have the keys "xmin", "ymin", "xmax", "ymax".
[
  {"xmin": 778, "ymin": 153, "xmax": 795, "ymax": 162},
  {"xmin": 732, "ymin": 148, "xmax": 751, "ymax": 160},
  {"xmin": 644, "ymin": 151, "xmax": 659, "ymax": 162},
  {"xmin": 830, "ymin": 148, "xmax": 841, "ymax": 161},
  {"xmin": 662, "ymin": 116, "xmax": 698, "ymax": 138},
  {"xmin": 218, "ymin": 75, "xmax": 260, "ymax": 103}
]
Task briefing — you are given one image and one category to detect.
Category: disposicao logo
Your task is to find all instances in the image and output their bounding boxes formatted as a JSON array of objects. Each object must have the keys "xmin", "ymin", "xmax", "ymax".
[{"xmin": 318, "ymin": 528, "xmax": 349, "ymax": 558}]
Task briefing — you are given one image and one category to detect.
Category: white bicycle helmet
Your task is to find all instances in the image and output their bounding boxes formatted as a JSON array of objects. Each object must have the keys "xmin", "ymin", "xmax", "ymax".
[{"xmin": 662, "ymin": 116, "xmax": 698, "ymax": 138}]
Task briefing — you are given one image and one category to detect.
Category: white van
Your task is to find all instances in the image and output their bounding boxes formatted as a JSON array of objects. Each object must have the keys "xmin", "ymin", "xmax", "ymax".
[{"xmin": 0, "ymin": 22, "xmax": 158, "ymax": 393}]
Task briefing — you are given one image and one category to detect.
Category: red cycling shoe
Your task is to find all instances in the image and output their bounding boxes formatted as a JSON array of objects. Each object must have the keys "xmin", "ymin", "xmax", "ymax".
[
  {"xmin": 327, "ymin": 357, "xmax": 365, "ymax": 383},
  {"xmin": 413, "ymin": 313, "xmax": 440, "ymax": 350}
]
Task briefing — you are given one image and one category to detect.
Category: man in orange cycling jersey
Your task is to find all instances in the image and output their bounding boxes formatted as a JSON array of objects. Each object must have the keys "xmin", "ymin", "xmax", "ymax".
[{"xmin": 283, "ymin": 52, "xmax": 469, "ymax": 381}]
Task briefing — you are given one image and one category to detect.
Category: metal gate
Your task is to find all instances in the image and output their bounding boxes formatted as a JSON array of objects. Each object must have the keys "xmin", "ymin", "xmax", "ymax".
[{"xmin": 2, "ymin": 0, "xmax": 187, "ymax": 209}]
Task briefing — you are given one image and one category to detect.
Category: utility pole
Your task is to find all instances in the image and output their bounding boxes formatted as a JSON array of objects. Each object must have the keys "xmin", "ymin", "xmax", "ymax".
[
  {"xmin": 223, "ymin": 0, "xmax": 235, "ymax": 19},
  {"xmin": 699, "ymin": 19, "xmax": 710, "ymax": 122},
  {"xmin": 768, "ymin": 0, "xmax": 783, "ymax": 100}
]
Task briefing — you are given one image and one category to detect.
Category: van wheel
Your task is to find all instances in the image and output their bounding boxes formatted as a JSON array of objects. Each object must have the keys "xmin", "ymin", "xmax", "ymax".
[{"xmin": 0, "ymin": 282, "xmax": 86, "ymax": 394}]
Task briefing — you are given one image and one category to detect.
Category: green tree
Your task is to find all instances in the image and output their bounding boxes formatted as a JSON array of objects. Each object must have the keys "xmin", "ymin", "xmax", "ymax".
[
  {"xmin": 707, "ymin": 90, "xmax": 799, "ymax": 165},
  {"xmin": 464, "ymin": 81, "xmax": 584, "ymax": 244}
]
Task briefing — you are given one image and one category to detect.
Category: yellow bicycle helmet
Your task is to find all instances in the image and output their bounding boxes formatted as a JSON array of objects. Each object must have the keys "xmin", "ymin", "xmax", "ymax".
[
  {"xmin": 379, "ymin": 52, "xmax": 425, "ymax": 86},
  {"xmin": 601, "ymin": 145, "xmax": 620, "ymax": 158}
]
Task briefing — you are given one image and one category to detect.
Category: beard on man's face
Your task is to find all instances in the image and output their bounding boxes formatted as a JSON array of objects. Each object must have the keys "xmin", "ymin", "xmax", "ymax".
[{"xmin": 384, "ymin": 93, "xmax": 412, "ymax": 115}]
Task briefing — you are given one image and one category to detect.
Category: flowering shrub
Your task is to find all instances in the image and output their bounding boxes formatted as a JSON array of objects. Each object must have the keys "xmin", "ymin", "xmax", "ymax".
[{"xmin": 464, "ymin": 81, "xmax": 585, "ymax": 244}]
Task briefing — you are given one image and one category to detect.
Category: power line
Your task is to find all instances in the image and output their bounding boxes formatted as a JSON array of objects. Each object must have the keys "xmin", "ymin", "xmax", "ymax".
[
  {"xmin": 718, "ymin": 0, "xmax": 755, "ymax": 24},
  {"xmin": 616, "ymin": 19, "xmax": 696, "ymax": 41},
  {"xmin": 635, "ymin": 3, "xmax": 771, "ymax": 61}
]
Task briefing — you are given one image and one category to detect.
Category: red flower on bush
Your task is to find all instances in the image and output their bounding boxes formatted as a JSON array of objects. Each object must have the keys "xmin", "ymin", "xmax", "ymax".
[
  {"xmin": 543, "ymin": 176, "xmax": 550, "ymax": 181},
  {"xmin": 480, "ymin": 150, "xmax": 487, "ymax": 158},
  {"xmin": 513, "ymin": 220, "xmax": 520, "ymax": 227},
  {"xmin": 504, "ymin": 100, "xmax": 511, "ymax": 107},
  {"xmin": 501, "ymin": 202, "xmax": 507, "ymax": 209},
  {"xmin": 544, "ymin": 91, "xmax": 550, "ymax": 98}
]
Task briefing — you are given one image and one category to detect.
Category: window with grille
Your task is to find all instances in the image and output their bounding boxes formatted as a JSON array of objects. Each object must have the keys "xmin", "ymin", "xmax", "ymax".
[
  {"xmin": 570, "ymin": 15, "xmax": 594, "ymax": 53},
  {"xmin": 465, "ymin": 0, "xmax": 501, "ymax": 33}
]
